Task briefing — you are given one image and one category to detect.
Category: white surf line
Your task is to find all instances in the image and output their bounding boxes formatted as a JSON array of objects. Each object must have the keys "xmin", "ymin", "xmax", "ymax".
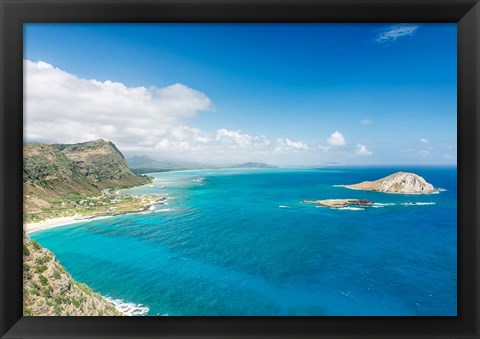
[{"xmin": 104, "ymin": 296, "xmax": 150, "ymax": 316}]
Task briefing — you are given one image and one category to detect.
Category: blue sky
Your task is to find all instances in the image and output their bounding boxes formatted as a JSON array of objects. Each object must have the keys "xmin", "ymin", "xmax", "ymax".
[{"xmin": 24, "ymin": 24, "xmax": 457, "ymax": 166}]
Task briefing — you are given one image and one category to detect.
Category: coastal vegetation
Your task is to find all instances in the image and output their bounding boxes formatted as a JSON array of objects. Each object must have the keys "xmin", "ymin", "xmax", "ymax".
[
  {"xmin": 23, "ymin": 139, "xmax": 163, "ymax": 315},
  {"xmin": 23, "ymin": 139, "xmax": 158, "ymax": 223},
  {"xmin": 23, "ymin": 232, "xmax": 123, "ymax": 316},
  {"xmin": 24, "ymin": 191, "xmax": 165, "ymax": 224}
]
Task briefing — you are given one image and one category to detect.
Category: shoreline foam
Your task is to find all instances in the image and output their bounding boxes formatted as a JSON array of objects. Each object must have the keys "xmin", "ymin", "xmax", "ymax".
[{"xmin": 104, "ymin": 296, "xmax": 149, "ymax": 316}]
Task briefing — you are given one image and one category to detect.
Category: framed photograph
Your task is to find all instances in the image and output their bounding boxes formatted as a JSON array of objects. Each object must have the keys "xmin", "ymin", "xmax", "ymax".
[{"xmin": 1, "ymin": 0, "xmax": 479, "ymax": 338}]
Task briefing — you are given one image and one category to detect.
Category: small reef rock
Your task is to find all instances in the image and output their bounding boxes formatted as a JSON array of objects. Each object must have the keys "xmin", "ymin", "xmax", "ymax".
[
  {"xmin": 302, "ymin": 199, "xmax": 373, "ymax": 209},
  {"xmin": 345, "ymin": 172, "xmax": 435, "ymax": 194}
]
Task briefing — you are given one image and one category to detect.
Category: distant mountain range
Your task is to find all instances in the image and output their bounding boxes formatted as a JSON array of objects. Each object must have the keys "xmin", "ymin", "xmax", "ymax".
[
  {"xmin": 229, "ymin": 162, "xmax": 277, "ymax": 169},
  {"xmin": 312, "ymin": 162, "xmax": 340, "ymax": 168},
  {"xmin": 126, "ymin": 155, "xmax": 277, "ymax": 173},
  {"xmin": 125, "ymin": 155, "xmax": 211, "ymax": 174}
]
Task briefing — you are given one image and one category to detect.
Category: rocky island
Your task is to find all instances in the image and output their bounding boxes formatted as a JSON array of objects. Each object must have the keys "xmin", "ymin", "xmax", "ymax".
[
  {"xmin": 302, "ymin": 199, "xmax": 373, "ymax": 209},
  {"xmin": 345, "ymin": 172, "xmax": 436, "ymax": 194}
]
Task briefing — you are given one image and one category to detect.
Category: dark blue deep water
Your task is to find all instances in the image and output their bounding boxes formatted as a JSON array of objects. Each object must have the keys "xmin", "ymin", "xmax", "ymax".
[{"xmin": 31, "ymin": 167, "xmax": 457, "ymax": 316}]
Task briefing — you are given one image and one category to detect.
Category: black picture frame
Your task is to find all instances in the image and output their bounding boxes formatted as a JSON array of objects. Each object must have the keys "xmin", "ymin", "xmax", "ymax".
[{"xmin": 1, "ymin": 0, "xmax": 479, "ymax": 338}]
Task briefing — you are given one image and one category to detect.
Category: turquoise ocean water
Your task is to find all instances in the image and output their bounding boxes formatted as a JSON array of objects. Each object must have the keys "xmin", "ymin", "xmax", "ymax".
[{"xmin": 30, "ymin": 167, "xmax": 457, "ymax": 316}]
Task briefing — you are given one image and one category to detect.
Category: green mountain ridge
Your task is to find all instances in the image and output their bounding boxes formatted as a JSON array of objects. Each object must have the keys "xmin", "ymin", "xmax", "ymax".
[
  {"xmin": 24, "ymin": 139, "xmax": 149, "ymax": 215},
  {"xmin": 23, "ymin": 139, "xmax": 155, "ymax": 316}
]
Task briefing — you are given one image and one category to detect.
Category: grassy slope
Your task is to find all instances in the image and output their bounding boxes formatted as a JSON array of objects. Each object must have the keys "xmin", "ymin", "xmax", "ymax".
[
  {"xmin": 22, "ymin": 140, "xmax": 157, "ymax": 316},
  {"xmin": 23, "ymin": 233, "xmax": 123, "ymax": 316},
  {"xmin": 24, "ymin": 140, "xmax": 152, "ymax": 222}
]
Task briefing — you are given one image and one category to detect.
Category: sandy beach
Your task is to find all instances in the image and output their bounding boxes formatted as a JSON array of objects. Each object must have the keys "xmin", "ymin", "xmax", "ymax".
[
  {"xmin": 24, "ymin": 215, "xmax": 113, "ymax": 234},
  {"xmin": 24, "ymin": 195, "xmax": 166, "ymax": 234}
]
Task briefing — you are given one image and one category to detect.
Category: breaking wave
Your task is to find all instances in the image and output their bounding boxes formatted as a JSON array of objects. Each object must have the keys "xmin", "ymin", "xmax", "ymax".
[
  {"xmin": 401, "ymin": 202, "xmax": 436, "ymax": 206},
  {"xmin": 432, "ymin": 188, "xmax": 447, "ymax": 194},
  {"xmin": 372, "ymin": 203, "xmax": 397, "ymax": 208},
  {"xmin": 155, "ymin": 208, "xmax": 175, "ymax": 212},
  {"xmin": 192, "ymin": 177, "xmax": 205, "ymax": 184},
  {"xmin": 105, "ymin": 297, "xmax": 149, "ymax": 316}
]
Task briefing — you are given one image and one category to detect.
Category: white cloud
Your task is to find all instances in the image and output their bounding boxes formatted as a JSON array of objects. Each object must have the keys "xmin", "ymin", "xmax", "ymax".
[
  {"xmin": 360, "ymin": 119, "xmax": 373, "ymax": 125},
  {"xmin": 274, "ymin": 138, "xmax": 309, "ymax": 153},
  {"xmin": 444, "ymin": 154, "xmax": 454, "ymax": 159},
  {"xmin": 418, "ymin": 150, "xmax": 430, "ymax": 156},
  {"xmin": 355, "ymin": 144, "xmax": 372, "ymax": 156},
  {"xmin": 25, "ymin": 60, "xmax": 319, "ymax": 164},
  {"xmin": 25, "ymin": 60, "xmax": 213, "ymax": 146},
  {"xmin": 327, "ymin": 131, "xmax": 346, "ymax": 146},
  {"xmin": 318, "ymin": 145, "xmax": 330, "ymax": 153},
  {"xmin": 215, "ymin": 128, "xmax": 254, "ymax": 148},
  {"xmin": 376, "ymin": 25, "xmax": 418, "ymax": 43},
  {"xmin": 213, "ymin": 128, "xmax": 273, "ymax": 151},
  {"xmin": 420, "ymin": 138, "xmax": 429, "ymax": 144}
]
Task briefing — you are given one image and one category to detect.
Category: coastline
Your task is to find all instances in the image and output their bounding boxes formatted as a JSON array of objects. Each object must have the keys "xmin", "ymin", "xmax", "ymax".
[
  {"xmin": 104, "ymin": 296, "xmax": 150, "ymax": 316},
  {"xmin": 24, "ymin": 214, "xmax": 114, "ymax": 234},
  {"xmin": 24, "ymin": 211, "xmax": 154, "ymax": 316},
  {"xmin": 24, "ymin": 195, "xmax": 165, "ymax": 234},
  {"xmin": 24, "ymin": 205, "xmax": 162, "ymax": 234},
  {"xmin": 25, "ymin": 166, "xmax": 456, "ymax": 316}
]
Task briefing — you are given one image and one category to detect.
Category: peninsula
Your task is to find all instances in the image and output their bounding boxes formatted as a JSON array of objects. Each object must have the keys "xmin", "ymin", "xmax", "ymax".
[
  {"xmin": 23, "ymin": 139, "xmax": 160, "ymax": 315},
  {"xmin": 23, "ymin": 139, "xmax": 162, "ymax": 227},
  {"xmin": 345, "ymin": 172, "xmax": 436, "ymax": 194}
]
